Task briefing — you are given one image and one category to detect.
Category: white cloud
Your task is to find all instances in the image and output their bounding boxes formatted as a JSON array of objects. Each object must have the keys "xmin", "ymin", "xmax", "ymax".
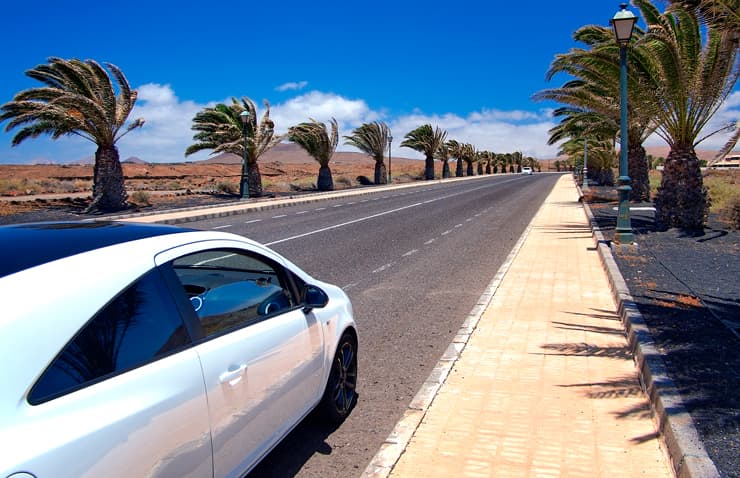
[
  {"xmin": 115, "ymin": 86, "xmax": 565, "ymax": 163},
  {"xmin": 116, "ymin": 83, "xmax": 213, "ymax": 163},
  {"xmin": 33, "ymin": 84, "xmax": 734, "ymax": 165},
  {"xmin": 275, "ymin": 81, "xmax": 308, "ymax": 92},
  {"xmin": 270, "ymin": 91, "xmax": 381, "ymax": 142}
]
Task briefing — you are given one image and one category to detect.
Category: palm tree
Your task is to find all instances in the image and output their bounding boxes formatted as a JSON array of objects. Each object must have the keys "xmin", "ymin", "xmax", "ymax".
[
  {"xmin": 667, "ymin": 0, "xmax": 740, "ymax": 32},
  {"xmin": 462, "ymin": 143, "xmax": 476, "ymax": 176},
  {"xmin": 343, "ymin": 121, "xmax": 390, "ymax": 184},
  {"xmin": 401, "ymin": 124, "xmax": 447, "ymax": 180},
  {"xmin": 533, "ymin": 22, "xmax": 658, "ymax": 201},
  {"xmin": 186, "ymin": 97, "xmax": 282, "ymax": 197},
  {"xmin": 635, "ymin": 0, "xmax": 739, "ymax": 229},
  {"xmin": 447, "ymin": 140, "xmax": 465, "ymax": 177},
  {"xmin": 288, "ymin": 118, "xmax": 339, "ymax": 191},
  {"xmin": 483, "ymin": 151, "xmax": 493, "ymax": 174},
  {"xmin": 476, "ymin": 151, "xmax": 485, "ymax": 175},
  {"xmin": 436, "ymin": 142, "xmax": 452, "ymax": 178},
  {"xmin": 0, "ymin": 57, "xmax": 144, "ymax": 212}
]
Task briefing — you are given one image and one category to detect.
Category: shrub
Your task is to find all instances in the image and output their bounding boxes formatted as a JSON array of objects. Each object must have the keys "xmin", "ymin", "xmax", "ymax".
[
  {"xmin": 335, "ymin": 176, "xmax": 352, "ymax": 188},
  {"xmin": 216, "ymin": 182, "xmax": 237, "ymax": 195},
  {"xmin": 130, "ymin": 191, "xmax": 151, "ymax": 206},
  {"xmin": 729, "ymin": 197, "xmax": 740, "ymax": 229}
]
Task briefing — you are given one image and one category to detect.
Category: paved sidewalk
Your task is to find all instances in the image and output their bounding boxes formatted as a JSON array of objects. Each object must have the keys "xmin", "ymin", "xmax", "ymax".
[{"xmin": 371, "ymin": 176, "xmax": 672, "ymax": 477}]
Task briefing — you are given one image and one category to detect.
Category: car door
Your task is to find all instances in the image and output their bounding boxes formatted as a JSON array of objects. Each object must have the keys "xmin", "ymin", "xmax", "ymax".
[
  {"xmin": 7, "ymin": 268, "xmax": 212, "ymax": 478},
  {"xmin": 160, "ymin": 245, "xmax": 325, "ymax": 477}
]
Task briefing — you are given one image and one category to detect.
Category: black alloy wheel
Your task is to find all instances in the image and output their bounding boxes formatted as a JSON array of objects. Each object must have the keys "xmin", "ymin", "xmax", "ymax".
[{"xmin": 321, "ymin": 332, "xmax": 357, "ymax": 422}]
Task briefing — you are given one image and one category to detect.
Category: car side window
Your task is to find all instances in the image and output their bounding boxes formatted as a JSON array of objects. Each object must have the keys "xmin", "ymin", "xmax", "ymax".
[
  {"xmin": 170, "ymin": 249, "xmax": 296, "ymax": 337},
  {"xmin": 29, "ymin": 269, "xmax": 190, "ymax": 404}
]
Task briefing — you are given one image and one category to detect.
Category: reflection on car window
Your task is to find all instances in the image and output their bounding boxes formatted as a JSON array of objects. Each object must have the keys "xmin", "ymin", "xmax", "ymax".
[
  {"xmin": 171, "ymin": 250, "xmax": 295, "ymax": 337},
  {"xmin": 30, "ymin": 269, "xmax": 190, "ymax": 404}
]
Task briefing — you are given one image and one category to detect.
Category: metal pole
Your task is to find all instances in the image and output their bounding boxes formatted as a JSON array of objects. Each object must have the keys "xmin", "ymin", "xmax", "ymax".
[
  {"xmin": 388, "ymin": 137, "xmax": 393, "ymax": 184},
  {"xmin": 240, "ymin": 121, "xmax": 249, "ymax": 199},
  {"xmin": 615, "ymin": 44, "xmax": 634, "ymax": 244},
  {"xmin": 582, "ymin": 138, "xmax": 589, "ymax": 190}
]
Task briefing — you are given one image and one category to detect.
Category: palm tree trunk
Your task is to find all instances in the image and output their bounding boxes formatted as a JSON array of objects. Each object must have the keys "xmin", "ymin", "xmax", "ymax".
[
  {"xmin": 375, "ymin": 160, "xmax": 387, "ymax": 184},
  {"xmin": 485, "ymin": 163, "xmax": 491, "ymax": 175},
  {"xmin": 88, "ymin": 145, "xmax": 127, "ymax": 212},
  {"xmin": 654, "ymin": 146, "xmax": 709, "ymax": 231},
  {"xmin": 477, "ymin": 163, "xmax": 483, "ymax": 175},
  {"xmin": 247, "ymin": 162, "xmax": 263, "ymax": 197},
  {"xmin": 466, "ymin": 161, "xmax": 474, "ymax": 176},
  {"xmin": 424, "ymin": 155, "xmax": 435, "ymax": 180},
  {"xmin": 442, "ymin": 160, "xmax": 450, "ymax": 178},
  {"xmin": 628, "ymin": 140, "xmax": 650, "ymax": 202},
  {"xmin": 455, "ymin": 159, "xmax": 464, "ymax": 177},
  {"xmin": 317, "ymin": 165, "xmax": 334, "ymax": 191}
]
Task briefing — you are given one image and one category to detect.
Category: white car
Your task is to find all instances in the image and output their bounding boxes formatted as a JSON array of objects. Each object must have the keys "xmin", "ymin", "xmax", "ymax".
[
  {"xmin": 521, "ymin": 167, "xmax": 533, "ymax": 175},
  {"xmin": 0, "ymin": 221, "xmax": 357, "ymax": 478}
]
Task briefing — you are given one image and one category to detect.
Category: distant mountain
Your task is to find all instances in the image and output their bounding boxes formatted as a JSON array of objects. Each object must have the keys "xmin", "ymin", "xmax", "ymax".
[
  {"xmin": 197, "ymin": 142, "xmax": 407, "ymax": 165},
  {"xmin": 30, "ymin": 158, "xmax": 57, "ymax": 165},
  {"xmin": 68, "ymin": 156, "xmax": 94, "ymax": 165},
  {"xmin": 122, "ymin": 156, "xmax": 147, "ymax": 164}
]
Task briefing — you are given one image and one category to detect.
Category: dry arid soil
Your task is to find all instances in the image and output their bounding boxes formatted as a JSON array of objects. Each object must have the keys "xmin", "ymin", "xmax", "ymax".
[{"xmin": 0, "ymin": 147, "xmax": 443, "ymax": 217}]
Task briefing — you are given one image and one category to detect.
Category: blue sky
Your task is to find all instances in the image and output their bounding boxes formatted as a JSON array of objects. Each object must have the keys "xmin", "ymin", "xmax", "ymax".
[{"xmin": 1, "ymin": 0, "xmax": 738, "ymax": 164}]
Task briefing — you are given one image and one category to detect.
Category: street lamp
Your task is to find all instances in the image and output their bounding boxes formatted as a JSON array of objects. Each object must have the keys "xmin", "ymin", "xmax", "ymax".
[
  {"xmin": 387, "ymin": 135, "xmax": 393, "ymax": 184},
  {"xmin": 582, "ymin": 137, "xmax": 589, "ymax": 190},
  {"xmin": 611, "ymin": 2, "xmax": 637, "ymax": 244},
  {"xmin": 239, "ymin": 110, "xmax": 250, "ymax": 199}
]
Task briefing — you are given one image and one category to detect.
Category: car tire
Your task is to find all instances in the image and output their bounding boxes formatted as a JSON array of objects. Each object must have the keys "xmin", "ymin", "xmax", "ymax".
[{"xmin": 319, "ymin": 332, "xmax": 358, "ymax": 423}]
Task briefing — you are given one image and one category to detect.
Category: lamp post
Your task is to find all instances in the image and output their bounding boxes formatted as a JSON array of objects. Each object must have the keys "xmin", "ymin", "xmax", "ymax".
[
  {"xmin": 582, "ymin": 137, "xmax": 589, "ymax": 190},
  {"xmin": 387, "ymin": 135, "xmax": 393, "ymax": 184},
  {"xmin": 611, "ymin": 3, "xmax": 637, "ymax": 244},
  {"xmin": 239, "ymin": 110, "xmax": 250, "ymax": 199}
]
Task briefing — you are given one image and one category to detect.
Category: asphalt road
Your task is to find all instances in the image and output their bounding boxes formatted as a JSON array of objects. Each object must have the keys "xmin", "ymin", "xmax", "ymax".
[{"xmin": 188, "ymin": 173, "xmax": 562, "ymax": 477}]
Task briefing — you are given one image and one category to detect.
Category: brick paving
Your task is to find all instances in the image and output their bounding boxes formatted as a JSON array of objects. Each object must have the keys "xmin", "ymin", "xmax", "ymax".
[{"xmin": 387, "ymin": 176, "xmax": 672, "ymax": 477}]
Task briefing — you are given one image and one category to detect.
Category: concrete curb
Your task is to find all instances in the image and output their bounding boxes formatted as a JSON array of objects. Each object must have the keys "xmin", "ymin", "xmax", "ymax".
[
  {"xmin": 361, "ymin": 190, "xmax": 545, "ymax": 478},
  {"xmin": 578, "ymin": 183, "xmax": 719, "ymax": 478}
]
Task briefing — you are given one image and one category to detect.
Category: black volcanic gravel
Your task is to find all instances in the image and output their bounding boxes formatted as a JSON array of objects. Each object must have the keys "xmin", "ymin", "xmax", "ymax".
[{"xmin": 587, "ymin": 186, "xmax": 739, "ymax": 478}]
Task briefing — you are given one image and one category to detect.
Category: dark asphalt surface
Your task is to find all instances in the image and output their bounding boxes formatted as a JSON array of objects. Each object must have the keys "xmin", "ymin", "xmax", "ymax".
[{"xmin": 183, "ymin": 174, "xmax": 562, "ymax": 477}]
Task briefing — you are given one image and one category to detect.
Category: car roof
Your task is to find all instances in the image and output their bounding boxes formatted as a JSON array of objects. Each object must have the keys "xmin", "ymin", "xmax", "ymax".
[{"xmin": 0, "ymin": 221, "xmax": 196, "ymax": 278}]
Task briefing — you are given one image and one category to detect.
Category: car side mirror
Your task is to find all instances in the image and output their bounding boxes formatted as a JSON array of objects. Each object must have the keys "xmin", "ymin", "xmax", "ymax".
[{"xmin": 302, "ymin": 285, "xmax": 329, "ymax": 312}]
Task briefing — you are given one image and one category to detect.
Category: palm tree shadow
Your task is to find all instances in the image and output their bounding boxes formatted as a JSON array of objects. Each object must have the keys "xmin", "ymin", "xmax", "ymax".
[
  {"xmin": 551, "ymin": 321, "xmax": 626, "ymax": 336},
  {"xmin": 539, "ymin": 342, "xmax": 633, "ymax": 360}
]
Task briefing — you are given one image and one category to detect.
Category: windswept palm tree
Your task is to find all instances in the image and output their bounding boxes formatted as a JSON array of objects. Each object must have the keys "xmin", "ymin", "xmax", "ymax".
[
  {"xmin": 401, "ymin": 124, "xmax": 447, "ymax": 180},
  {"xmin": 0, "ymin": 57, "xmax": 144, "ymax": 212},
  {"xmin": 435, "ymin": 142, "xmax": 452, "ymax": 178},
  {"xmin": 667, "ymin": 0, "xmax": 740, "ymax": 33},
  {"xmin": 288, "ymin": 118, "xmax": 339, "ymax": 191},
  {"xmin": 533, "ymin": 22, "xmax": 656, "ymax": 201},
  {"xmin": 343, "ymin": 121, "xmax": 390, "ymax": 184},
  {"xmin": 186, "ymin": 97, "xmax": 282, "ymax": 197},
  {"xmin": 461, "ymin": 143, "xmax": 477, "ymax": 176},
  {"xmin": 635, "ymin": 0, "xmax": 739, "ymax": 229},
  {"xmin": 447, "ymin": 139, "xmax": 465, "ymax": 177}
]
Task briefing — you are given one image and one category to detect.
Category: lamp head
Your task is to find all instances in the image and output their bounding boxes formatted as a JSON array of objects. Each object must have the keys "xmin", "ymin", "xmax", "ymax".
[
  {"xmin": 240, "ymin": 110, "xmax": 250, "ymax": 125},
  {"xmin": 611, "ymin": 3, "xmax": 638, "ymax": 45}
]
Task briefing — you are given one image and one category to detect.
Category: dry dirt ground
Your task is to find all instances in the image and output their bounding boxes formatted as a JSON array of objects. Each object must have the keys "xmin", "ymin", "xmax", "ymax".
[{"xmin": 0, "ymin": 153, "xmax": 435, "ymax": 219}]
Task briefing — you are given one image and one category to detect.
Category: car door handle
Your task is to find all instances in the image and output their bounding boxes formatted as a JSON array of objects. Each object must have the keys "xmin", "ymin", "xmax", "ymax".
[{"xmin": 219, "ymin": 364, "xmax": 247, "ymax": 385}]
